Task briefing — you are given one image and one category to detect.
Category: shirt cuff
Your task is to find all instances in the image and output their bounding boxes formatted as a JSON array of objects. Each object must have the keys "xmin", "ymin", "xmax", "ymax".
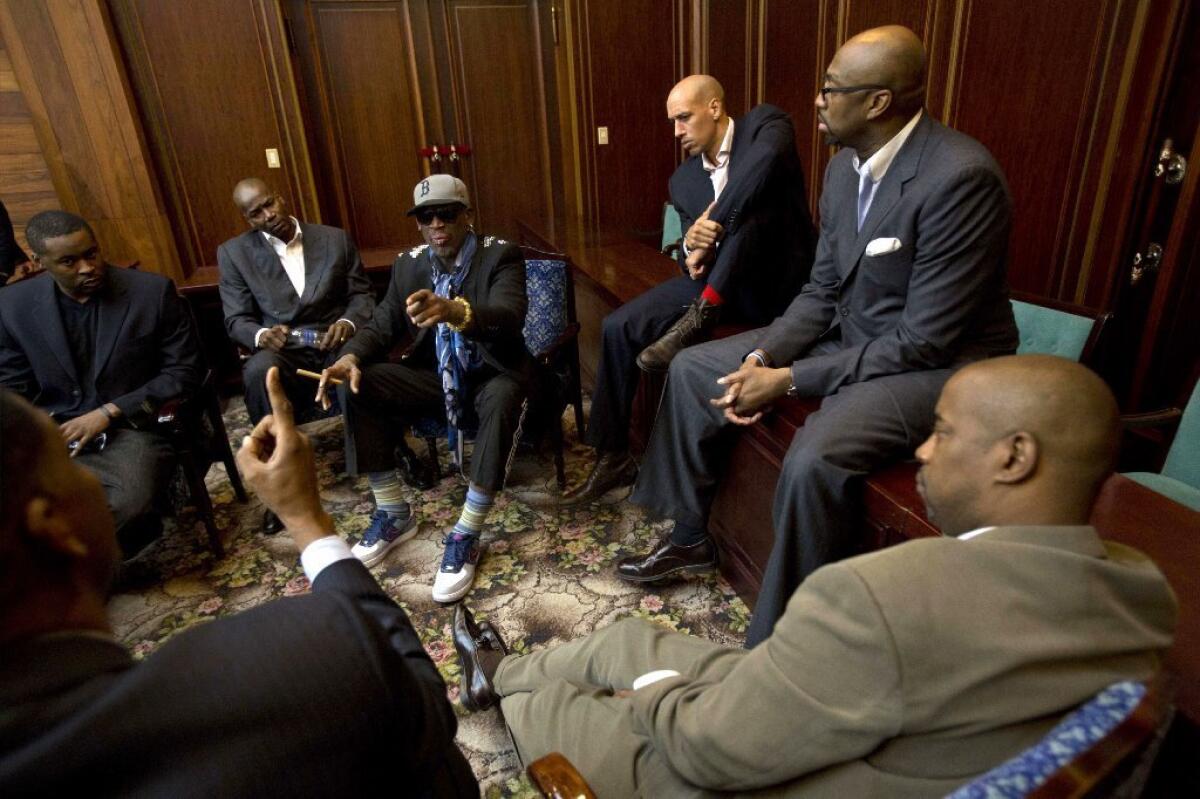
[
  {"xmin": 254, "ymin": 327, "xmax": 269, "ymax": 348},
  {"xmin": 300, "ymin": 535, "xmax": 355, "ymax": 582},
  {"xmin": 632, "ymin": 669, "xmax": 682, "ymax": 691},
  {"xmin": 336, "ymin": 318, "xmax": 356, "ymax": 332}
]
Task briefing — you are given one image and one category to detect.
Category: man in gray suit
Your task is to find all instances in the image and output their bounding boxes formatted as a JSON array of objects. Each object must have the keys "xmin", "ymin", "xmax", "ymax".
[
  {"xmin": 618, "ymin": 25, "xmax": 1018, "ymax": 645},
  {"xmin": 454, "ymin": 355, "xmax": 1177, "ymax": 797},
  {"xmin": 218, "ymin": 178, "xmax": 375, "ymax": 426}
]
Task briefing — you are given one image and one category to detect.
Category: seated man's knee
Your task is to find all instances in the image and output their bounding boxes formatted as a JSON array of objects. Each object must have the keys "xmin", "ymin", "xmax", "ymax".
[{"xmin": 243, "ymin": 350, "xmax": 284, "ymax": 386}]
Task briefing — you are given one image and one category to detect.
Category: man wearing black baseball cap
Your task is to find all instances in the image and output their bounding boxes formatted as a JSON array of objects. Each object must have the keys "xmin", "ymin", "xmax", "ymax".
[{"xmin": 318, "ymin": 175, "xmax": 531, "ymax": 603}]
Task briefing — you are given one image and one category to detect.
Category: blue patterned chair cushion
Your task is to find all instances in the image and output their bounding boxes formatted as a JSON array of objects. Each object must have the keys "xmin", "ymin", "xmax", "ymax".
[
  {"xmin": 946, "ymin": 680, "xmax": 1146, "ymax": 799},
  {"xmin": 523, "ymin": 259, "xmax": 569, "ymax": 358}
]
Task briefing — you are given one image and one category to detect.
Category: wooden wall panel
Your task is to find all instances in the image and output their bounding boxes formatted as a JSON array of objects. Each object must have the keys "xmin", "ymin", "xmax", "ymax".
[
  {"xmin": 0, "ymin": 0, "xmax": 180, "ymax": 278},
  {"xmin": 575, "ymin": 0, "xmax": 682, "ymax": 242},
  {"xmin": 308, "ymin": 1, "xmax": 426, "ymax": 250},
  {"xmin": 109, "ymin": 0, "xmax": 314, "ymax": 274},
  {"xmin": 703, "ymin": 0, "xmax": 753, "ymax": 117},
  {"xmin": 444, "ymin": 0, "xmax": 555, "ymax": 241},
  {"xmin": 0, "ymin": 35, "xmax": 55, "ymax": 254}
]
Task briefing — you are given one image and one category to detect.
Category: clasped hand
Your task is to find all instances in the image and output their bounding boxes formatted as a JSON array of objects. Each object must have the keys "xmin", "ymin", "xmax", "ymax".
[
  {"xmin": 710, "ymin": 359, "xmax": 792, "ymax": 426},
  {"xmin": 683, "ymin": 200, "xmax": 723, "ymax": 279}
]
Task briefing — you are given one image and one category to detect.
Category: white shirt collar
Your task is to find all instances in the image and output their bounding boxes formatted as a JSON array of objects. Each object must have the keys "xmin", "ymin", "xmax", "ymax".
[
  {"xmin": 852, "ymin": 110, "xmax": 923, "ymax": 184},
  {"xmin": 261, "ymin": 217, "xmax": 303, "ymax": 249},
  {"xmin": 702, "ymin": 118, "xmax": 735, "ymax": 173},
  {"xmin": 957, "ymin": 526, "xmax": 998, "ymax": 541}
]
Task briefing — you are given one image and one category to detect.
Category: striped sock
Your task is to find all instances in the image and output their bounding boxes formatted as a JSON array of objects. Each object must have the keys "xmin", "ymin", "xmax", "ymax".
[
  {"xmin": 450, "ymin": 485, "xmax": 494, "ymax": 540},
  {"xmin": 368, "ymin": 471, "xmax": 409, "ymax": 517}
]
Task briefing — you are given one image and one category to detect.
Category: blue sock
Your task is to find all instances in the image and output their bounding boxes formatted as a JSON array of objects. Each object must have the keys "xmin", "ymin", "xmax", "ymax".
[{"xmin": 669, "ymin": 520, "xmax": 707, "ymax": 547}]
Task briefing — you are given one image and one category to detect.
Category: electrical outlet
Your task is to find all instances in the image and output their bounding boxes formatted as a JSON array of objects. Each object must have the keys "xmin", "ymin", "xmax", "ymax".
[
  {"xmin": 597, "ymin": 127, "xmax": 609, "ymax": 145},
  {"xmin": 265, "ymin": 148, "xmax": 281, "ymax": 168}
]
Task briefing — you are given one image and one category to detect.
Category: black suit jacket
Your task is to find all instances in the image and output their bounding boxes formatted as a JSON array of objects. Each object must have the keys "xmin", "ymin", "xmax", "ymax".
[
  {"xmin": 757, "ymin": 113, "xmax": 1019, "ymax": 396},
  {"xmin": 217, "ymin": 223, "xmax": 375, "ymax": 350},
  {"xmin": 0, "ymin": 268, "xmax": 202, "ymax": 423},
  {"xmin": 0, "ymin": 560, "xmax": 476, "ymax": 797},
  {"xmin": 342, "ymin": 235, "xmax": 531, "ymax": 382},
  {"xmin": 669, "ymin": 104, "xmax": 816, "ymax": 321}
]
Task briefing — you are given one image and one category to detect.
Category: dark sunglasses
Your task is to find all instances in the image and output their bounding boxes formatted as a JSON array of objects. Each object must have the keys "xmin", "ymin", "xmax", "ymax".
[{"xmin": 414, "ymin": 206, "xmax": 463, "ymax": 225}]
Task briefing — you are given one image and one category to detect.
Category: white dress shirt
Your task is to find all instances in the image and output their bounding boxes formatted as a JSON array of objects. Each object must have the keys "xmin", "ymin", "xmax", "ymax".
[
  {"xmin": 702, "ymin": 117, "xmax": 735, "ymax": 200},
  {"xmin": 300, "ymin": 535, "xmax": 356, "ymax": 582},
  {"xmin": 851, "ymin": 110, "xmax": 923, "ymax": 225}
]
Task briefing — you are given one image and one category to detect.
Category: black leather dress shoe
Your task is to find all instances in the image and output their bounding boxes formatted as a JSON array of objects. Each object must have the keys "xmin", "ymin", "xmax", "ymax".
[
  {"xmin": 616, "ymin": 535, "xmax": 717, "ymax": 583},
  {"xmin": 453, "ymin": 605, "xmax": 509, "ymax": 712},
  {"xmin": 559, "ymin": 451, "xmax": 637, "ymax": 506},
  {"xmin": 262, "ymin": 509, "xmax": 283, "ymax": 536}
]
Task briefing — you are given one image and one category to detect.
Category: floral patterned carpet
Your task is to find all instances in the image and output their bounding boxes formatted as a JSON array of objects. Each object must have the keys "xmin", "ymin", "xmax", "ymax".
[{"xmin": 107, "ymin": 397, "xmax": 749, "ymax": 797}]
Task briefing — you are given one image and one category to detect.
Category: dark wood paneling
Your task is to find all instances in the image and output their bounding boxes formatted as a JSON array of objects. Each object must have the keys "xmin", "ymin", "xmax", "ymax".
[
  {"xmin": 109, "ymin": 0, "xmax": 313, "ymax": 273},
  {"xmin": 0, "ymin": 36, "xmax": 55, "ymax": 253},
  {"xmin": 703, "ymin": 0, "xmax": 752, "ymax": 117},
  {"xmin": 760, "ymin": 0, "xmax": 826, "ymax": 217},
  {"xmin": 577, "ymin": 0, "xmax": 681, "ymax": 243},
  {"xmin": 309, "ymin": 1, "xmax": 426, "ymax": 250},
  {"xmin": 0, "ymin": 0, "xmax": 180, "ymax": 277},
  {"xmin": 444, "ymin": 0, "xmax": 554, "ymax": 241}
]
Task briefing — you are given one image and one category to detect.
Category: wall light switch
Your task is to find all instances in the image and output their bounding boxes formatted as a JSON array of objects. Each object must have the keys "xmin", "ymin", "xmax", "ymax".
[
  {"xmin": 265, "ymin": 148, "xmax": 281, "ymax": 168},
  {"xmin": 597, "ymin": 126, "xmax": 609, "ymax": 145}
]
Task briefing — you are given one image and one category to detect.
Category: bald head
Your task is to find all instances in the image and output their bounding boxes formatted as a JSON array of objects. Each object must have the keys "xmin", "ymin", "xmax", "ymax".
[
  {"xmin": 834, "ymin": 25, "xmax": 925, "ymax": 110},
  {"xmin": 916, "ymin": 355, "xmax": 1120, "ymax": 535},
  {"xmin": 667, "ymin": 75, "xmax": 730, "ymax": 160},
  {"xmin": 233, "ymin": 178, "xmax": 271, "ymax": 210},
  {"xmin": 232, "ymin": 178, "xmax": 295, "ymax": 240}
]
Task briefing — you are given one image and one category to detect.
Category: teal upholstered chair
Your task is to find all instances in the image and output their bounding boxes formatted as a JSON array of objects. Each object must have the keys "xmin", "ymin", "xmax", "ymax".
[
  {"xmin": 661, "ymin": 202, "xmax": 683, "ymax": 259},
  {"xmin": 1123, "ymin": 378, "xmax": 1200, "ymax": 511},
  {"xmin": 1010, "ymin": 291, "xmax": 1111, "ymax": 365}
]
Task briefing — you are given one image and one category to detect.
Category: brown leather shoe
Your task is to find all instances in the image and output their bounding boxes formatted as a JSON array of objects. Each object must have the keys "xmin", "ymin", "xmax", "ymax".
[
  {"xmin": 615, "ymin": 535, "xmax": 717, "ymax": 583},
  {"xmin": 636, "ymin": 297, "xmax": 721, "ymax": 372},
  {"xmin": 560, "ymin": 451, "xmax": 637, "ymax": 506},
  {"xmin": 453, "ymin": 604, "xmax": 508, "ymax": 712}
]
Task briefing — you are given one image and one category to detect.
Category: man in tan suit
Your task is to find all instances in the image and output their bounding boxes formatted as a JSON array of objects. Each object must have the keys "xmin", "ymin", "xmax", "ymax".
[{"xmin": 453, "ymin": 354, "xmax": 1176, "ymax": 797}]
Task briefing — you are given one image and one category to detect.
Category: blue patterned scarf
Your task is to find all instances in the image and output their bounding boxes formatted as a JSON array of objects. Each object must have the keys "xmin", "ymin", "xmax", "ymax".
[{"xmin": 431, "ymin": 232, "xmax": 482, "ymax": 465}]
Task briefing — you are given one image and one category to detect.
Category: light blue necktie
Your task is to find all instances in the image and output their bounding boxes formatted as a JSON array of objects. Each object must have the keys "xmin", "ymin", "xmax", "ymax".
[{"xmin": 857, "ymin": 172, "xmax": 874, "ymax": 232}]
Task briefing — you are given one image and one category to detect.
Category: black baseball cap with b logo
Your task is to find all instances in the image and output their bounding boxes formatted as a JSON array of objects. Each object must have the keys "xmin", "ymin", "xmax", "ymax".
[{"xmin": 406, "ymin": 175, "xmax": 471, "ymax": 215}]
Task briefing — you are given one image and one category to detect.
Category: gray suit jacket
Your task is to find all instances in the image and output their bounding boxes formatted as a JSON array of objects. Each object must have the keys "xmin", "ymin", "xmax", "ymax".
[
  {"xmin": 626, "ymin": 526, "xmax": 1176, "ymax": 796},
  {"xmin": 217, "ymin": 222, "xmax": 375, "ymax": 350},
  {"xmin": 756, "ymin": 113, "xmax": 1018, "ymax": 397}
]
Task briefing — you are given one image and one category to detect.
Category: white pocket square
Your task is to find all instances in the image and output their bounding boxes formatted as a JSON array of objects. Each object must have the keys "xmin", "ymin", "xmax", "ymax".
[{"xmin": 865, "ymin": 237, "xmax": 902, "ymax": 256}]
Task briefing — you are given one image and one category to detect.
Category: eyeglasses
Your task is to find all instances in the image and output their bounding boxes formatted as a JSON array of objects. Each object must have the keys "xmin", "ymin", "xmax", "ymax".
[
  {"xmin": 414, "ymin": 206, "xmax": 463, "ymax": 225},
  {"xmin": 819, "ymin": 84, "xmax": 890, "ymax": 100}
]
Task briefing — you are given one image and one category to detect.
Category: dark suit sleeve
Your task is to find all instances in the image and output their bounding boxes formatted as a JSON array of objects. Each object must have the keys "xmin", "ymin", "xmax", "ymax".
[
  {"xmin": 110, "ymin": 279, "xmax": 203, "ymax": 419},
  {"xmin": 467, "ymin": 244, "xmax": 526, "ymax": 342},
  {"xmin": 311, "ymin": 559, "xmax": 460, "ymax": 765},
  {"xmin": 0, "ymin": 302, "xmax": 36, "ymax": 398},
  {"xmin": 754, "ymin": 158, "xmax": 843, "ymax": 363},
  {"xmin": 707, "ymin": 109, "xmax": 796, "ymax": 231},
  {"xmin": 218, "ymin": 241, "xmax": 266, "ymax": 350},
  {"xmin": 785, "ymin": 165, "xmax": 1011, "ymax": 396},
  {"xmin": 338, "ymin": 231, "xmax": 375, "ymax": 330},
  {"xmin": 0, "ymin": 200, "xmax": 30, "ymax": 276},
  {"xmin": 341, "ymin": 256, "xmax": 408, "ymax": 364}
]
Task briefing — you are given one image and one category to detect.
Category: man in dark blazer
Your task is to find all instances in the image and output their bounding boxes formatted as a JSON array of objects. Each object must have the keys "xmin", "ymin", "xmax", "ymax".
[
  {"xmin": 564, "ymin": 75, "xmax": 817, "ymax": 505},
  {"xmin": 218, "ymin": 178, "xmax": 375, "ymax": 426},
  {"xmin": 455, "ymin": 356, "xmax": 1176, "ymax": 797},
  {"xmin": 0, "ymin": 210, "xmax": 202, "ymax": 555},
  {"xmin": 620, "ymin": 26, "xmax": 1019, "ymax": 645},
  {"xmin": 0, "ymin": 370, "xmax": 477, "ymax": 797},
  {"xmin": 318, "ymin": 175, "xmax": 530, "ymax": 604}
]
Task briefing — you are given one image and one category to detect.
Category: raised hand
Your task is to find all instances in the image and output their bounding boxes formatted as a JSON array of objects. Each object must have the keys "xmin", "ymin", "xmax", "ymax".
[{"xmin": 237, "ymin": 366, "xmax": 333, "ymax": 548}]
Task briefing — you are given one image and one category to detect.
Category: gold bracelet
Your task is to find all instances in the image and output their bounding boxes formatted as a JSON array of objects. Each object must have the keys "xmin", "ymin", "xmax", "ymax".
[{"xmin": 447, "ymin": 296, "xmax": 473, "ymax": 332}]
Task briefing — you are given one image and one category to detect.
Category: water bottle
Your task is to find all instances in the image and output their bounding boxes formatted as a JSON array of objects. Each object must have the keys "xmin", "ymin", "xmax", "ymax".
[{"xmin": 289, "ymin": 328, "xmax": 323, "ymax": 347}]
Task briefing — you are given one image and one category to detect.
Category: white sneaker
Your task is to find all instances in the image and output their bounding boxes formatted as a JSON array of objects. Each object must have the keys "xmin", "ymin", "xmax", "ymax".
[
  {"xmin": 351, "ymin": 510, "xmax": 417, "ymax": 568},
  {"xmin": 432, "ymin": 533, "xmax": 482, "ymax": 603}
]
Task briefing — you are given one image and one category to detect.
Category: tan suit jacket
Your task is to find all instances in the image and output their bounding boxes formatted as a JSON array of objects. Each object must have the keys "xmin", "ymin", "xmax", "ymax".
[{"xmin": 496, "ymin": 526, "xmax": 1176, "ymax": 797}]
